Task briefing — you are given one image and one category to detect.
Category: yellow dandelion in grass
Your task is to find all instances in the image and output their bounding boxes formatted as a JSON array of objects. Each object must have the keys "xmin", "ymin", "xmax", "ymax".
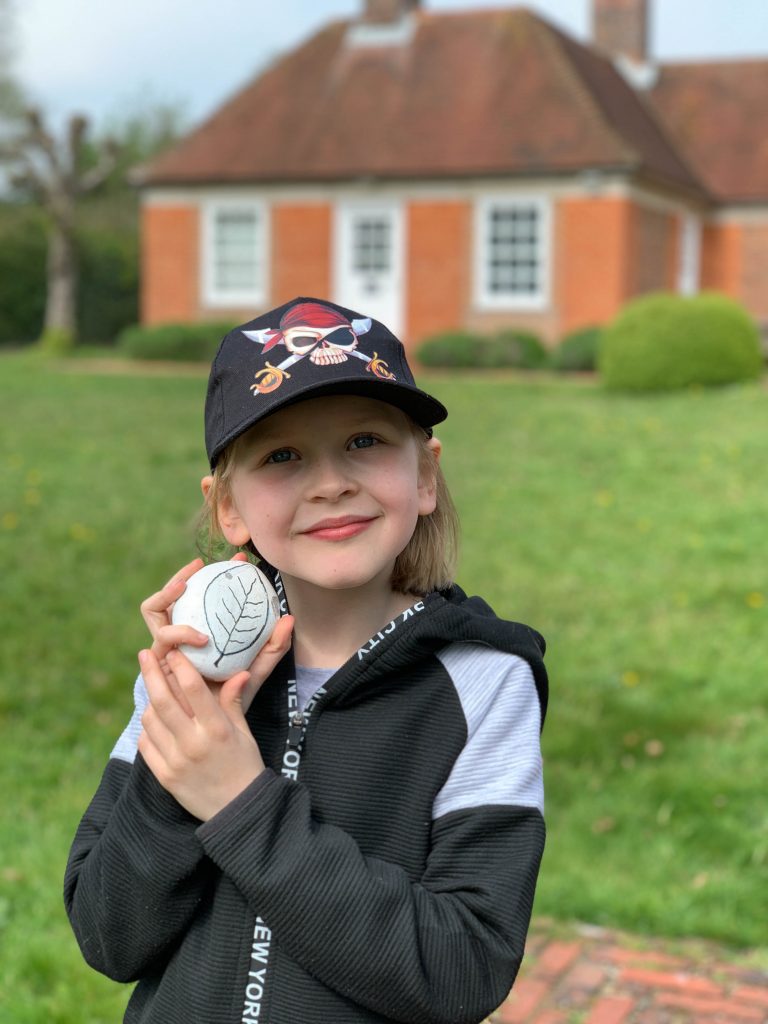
[
  {"xmin": 621, "ymin": 670, "xmax": 641, "ymax": 687},
  {"xmin": 69, "ymin": 522, "xmax": 95, "ymax": 542},
  {"xmin": 594, "ymin": 489, "xmax": 614, "ymax": 508},
  {"xmin": 24, "ymin": 489, "xmax": 41, "ymax": 506},
  {"xmin": 635, "ymin": 517, "xmax": 652, "ymax": 533},
  {"xmin": 2, "ymin": 512, "xmax": 19, "ymax": 530},
  {"xmin": 745, "ymin": 591, "xmax": 765, "ymax": 609},
  {"xmin": 25, "ymin": 469, "xmax": 42, "ymax": 486}
]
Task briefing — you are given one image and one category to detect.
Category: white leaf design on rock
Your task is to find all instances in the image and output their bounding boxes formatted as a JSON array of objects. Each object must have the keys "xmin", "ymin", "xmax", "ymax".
[{"xmin": 204, "ymin": 564, "xmax": 270, "ymax": 668}]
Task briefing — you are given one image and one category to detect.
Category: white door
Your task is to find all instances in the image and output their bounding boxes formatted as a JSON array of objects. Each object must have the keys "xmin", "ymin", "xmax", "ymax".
[{"xmin": 335, "ymin": 202, "xmax": 404, "ymax": 336}]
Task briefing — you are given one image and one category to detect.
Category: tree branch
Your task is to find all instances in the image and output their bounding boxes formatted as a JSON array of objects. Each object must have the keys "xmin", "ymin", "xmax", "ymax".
[{"xmin": 77, "ymin": 137, "xmax": 119, "ymax": 193}]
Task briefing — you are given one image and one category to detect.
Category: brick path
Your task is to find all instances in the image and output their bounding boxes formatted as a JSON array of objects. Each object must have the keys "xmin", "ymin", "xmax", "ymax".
[{"xmin": 491, "ymin": 918, "xmax": 768, "ymax": 1024}]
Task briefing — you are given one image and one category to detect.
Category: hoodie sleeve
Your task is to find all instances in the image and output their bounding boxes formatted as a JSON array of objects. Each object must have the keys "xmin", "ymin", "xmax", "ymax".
[
  {"xmin": 63, "ymin": 675, "xmax": 212, "ymax": 982},
  {"xmin": 197, "ymin": 649, "xmax": 545, "ymax": 1024}
]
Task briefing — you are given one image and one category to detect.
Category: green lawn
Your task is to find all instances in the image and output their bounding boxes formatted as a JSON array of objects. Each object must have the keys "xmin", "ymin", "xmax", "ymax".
[{"xmin": 1, "ymin": 351, "xmax": 766, "ymax": 1020}]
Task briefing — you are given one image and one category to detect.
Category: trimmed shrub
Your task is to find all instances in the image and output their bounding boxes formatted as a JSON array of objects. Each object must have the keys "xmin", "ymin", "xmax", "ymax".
[
  {"xmin": 599, "ymin": 292, "xmax": 763, "ymax": 391},
  {"xmin": 117, "ymin": 321, "xmax": 235, "ymax": 362},
  {"xmin": 417, "ymin": 328, "xmax": 548, "ymax": 369},
  {"xmin": 551, "ymin": 325, "xmax": 602, "ymax": 372},
  {"xmin": 489, "ymin": 328, "xmax": 549, "ymax": 369},
  {"xmin": 416, "ymin": 330, "xmax": 486, "ymax": 368}
]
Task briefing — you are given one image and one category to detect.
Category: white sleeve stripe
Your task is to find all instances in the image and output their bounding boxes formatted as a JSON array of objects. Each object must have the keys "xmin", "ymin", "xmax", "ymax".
[
  {"xmin": 433, "ymin": 644, "xmax": 544, "ymax": 819},
  {"xmin": 110, "ymin": 674, "xmax": 148, "ymax": 764}
]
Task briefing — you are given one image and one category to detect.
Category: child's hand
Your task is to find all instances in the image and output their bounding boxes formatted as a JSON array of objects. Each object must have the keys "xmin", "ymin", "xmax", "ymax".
[
  {"xmin": 138, "ymin": 648, "xmax": 259, "ymax": 821},
  {"xmin": 137, "ymin": 616, "xmax": 294, "ymax": 821},
  {"xmin": 139, "ymin": 554, "xmax": 251, "ymax": 713}
]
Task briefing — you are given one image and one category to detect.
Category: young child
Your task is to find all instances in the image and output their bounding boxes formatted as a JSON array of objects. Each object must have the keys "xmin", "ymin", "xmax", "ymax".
[{"xmin": 65, "ymin": 297, "xmax": 548, "ymax": 1024}]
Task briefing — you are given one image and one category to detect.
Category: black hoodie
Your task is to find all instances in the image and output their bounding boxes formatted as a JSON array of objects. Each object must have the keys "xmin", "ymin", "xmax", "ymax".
[{"xmin": 64, "ymin": 584, "xmax": 547, "ymax": 1024}]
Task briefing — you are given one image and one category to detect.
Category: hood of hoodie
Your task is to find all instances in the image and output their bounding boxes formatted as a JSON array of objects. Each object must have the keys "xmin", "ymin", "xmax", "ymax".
[{"xmin": 258, "ymin": 566, "xmax": 548, "ymax": 728}]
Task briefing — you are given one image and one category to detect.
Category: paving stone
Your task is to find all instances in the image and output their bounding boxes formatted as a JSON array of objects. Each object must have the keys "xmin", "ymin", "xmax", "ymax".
[
  {"xmin": 583, "ymin": 994, "xmax": 636, "ymax": 1023},
  {"xmin": 490, "ymin": 918, "xmax": 768, "ymax": 1024},
  {"xmin": 620, "ymin": 967, "xmax": 724, "ymax": 996},
  {"xmin": 531, "ymin": 940, "xmax": 583, "ymax": 979},
  {"xmin": 655, "ymin": 992, "xmax": 765, "ymax": 1020}
]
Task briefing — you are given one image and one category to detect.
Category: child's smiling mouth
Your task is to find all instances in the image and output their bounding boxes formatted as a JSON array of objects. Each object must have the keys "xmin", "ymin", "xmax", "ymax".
[{"xmin": 300, "ymin": 514, "xmax": 378, "ymax": 541}]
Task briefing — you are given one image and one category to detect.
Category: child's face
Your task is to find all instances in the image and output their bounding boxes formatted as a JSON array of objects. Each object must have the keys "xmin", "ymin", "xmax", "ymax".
[{"xmin": 214, "ymin": 395, "xmax": 438, "ymax": 596}]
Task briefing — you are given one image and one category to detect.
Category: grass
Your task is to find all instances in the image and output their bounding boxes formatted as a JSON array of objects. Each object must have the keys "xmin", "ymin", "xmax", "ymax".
[{"xmin": 0, "ymin": 351, "xmax": 766, "ymax": 1019}]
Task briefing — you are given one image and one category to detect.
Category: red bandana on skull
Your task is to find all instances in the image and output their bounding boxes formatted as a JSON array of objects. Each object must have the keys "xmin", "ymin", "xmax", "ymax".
[{"xmin": 242, "ymin": 301, "xmax": 396, "ymax": 395}]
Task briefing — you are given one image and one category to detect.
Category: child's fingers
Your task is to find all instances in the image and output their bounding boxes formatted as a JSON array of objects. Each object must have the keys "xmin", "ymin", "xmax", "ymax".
[
  {"xmin": 218, "ymin": 672, "xmax": 252, "ymax": 723},
  {"xmin": 251, "ymin": 616, "xmax": 294, "ymax": 676},
  {"xmin": 150, "ymin": 624, "xmax": 210, "ymax": 662},
  {"xmin": 140, "ymin": 558, "xmax": 205, "ymax": 636},
  {"xmin": 240, "ymin": 616, "xmax": 295, "ymax": 711},
  {"xmin": 163, "ymin": 649, "xmax": 223, "ymax": 724},
  {"xmin": 139, "ymin": 649, "xmax": 196, "ymax": 734}
]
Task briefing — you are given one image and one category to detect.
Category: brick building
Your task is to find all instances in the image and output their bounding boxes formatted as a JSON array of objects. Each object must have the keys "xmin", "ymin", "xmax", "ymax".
[{"xmin": 137, "ymin": 0, "xmax": 768, "ymax": 350}]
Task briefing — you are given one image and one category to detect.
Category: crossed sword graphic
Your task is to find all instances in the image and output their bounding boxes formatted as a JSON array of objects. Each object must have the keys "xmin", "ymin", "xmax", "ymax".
[{"xmin": 242, "ymin": 319, "xmax": 396, "ymax": 395}]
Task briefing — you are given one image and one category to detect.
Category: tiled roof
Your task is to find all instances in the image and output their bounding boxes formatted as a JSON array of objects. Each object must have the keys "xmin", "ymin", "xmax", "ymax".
[
  {"xmin": 650, "ymin": 59, "xmax": 768, "ymax": 203},
  {"xmin": 140, "ymin": 7, "xmax": 705, "ymax": 197}
]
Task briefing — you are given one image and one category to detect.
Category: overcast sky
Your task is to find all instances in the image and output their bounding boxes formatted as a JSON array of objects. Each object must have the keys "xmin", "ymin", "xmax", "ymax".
[{"xmin": 11, "ymin": 0, "xmax": 768, "ymax": 133}]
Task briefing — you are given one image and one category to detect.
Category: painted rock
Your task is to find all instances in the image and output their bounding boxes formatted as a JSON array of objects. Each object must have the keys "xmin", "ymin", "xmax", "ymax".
[{"xmin": 172, "ymin": 560, "xmax": 280, "ymax": 681}]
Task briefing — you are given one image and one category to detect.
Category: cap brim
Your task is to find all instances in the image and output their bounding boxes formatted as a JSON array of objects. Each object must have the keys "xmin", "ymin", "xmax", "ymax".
[{"xmin": 210, "ymin": 377, "xmax": 447, "ymax": 468}]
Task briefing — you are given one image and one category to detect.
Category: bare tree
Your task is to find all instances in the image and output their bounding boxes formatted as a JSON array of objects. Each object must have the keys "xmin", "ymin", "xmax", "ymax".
[{"xmin": 3, "ymin": 110, "xmax": 118, "ymax": 347}]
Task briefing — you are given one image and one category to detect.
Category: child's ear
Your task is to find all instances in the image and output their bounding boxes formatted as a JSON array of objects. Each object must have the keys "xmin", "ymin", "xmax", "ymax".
[
  {"xmin": 200, "ymin": 475, "xmax": 251, "ymax": 547},
  {"xmin": 417, "ymin": 437, "xmax": 441, "ymax": 516}
]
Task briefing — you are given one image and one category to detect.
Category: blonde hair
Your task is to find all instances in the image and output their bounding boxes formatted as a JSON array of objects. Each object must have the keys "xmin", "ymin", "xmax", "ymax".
[{"xmin": 198, "ymin": 426, "xmax": 459, "ymax": 596}]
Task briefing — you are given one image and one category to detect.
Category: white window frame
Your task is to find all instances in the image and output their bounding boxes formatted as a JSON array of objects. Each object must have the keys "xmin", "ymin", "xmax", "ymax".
[
  {"xmin": 201, "ymin": 199, "xmax": 268, "ymax": 307},
  {"xmin": 474, "ymin": 195, "xmax": 551, "ymax": 310},
  {"xmin": 677, "ymin": 213, "xmax": 701, "ymax": 296}
]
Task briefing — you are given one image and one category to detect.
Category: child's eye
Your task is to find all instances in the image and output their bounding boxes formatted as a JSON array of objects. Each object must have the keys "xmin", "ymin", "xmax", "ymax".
[
  {"xmin": 349, "ymin": 434, "xmax": 378, "ymax": 450},
  {"xmin": 265, "ymin": 449, "xmax": 298, "ymax": 464}
]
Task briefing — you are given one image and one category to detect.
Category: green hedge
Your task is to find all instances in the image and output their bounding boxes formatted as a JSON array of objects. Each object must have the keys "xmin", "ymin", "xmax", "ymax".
[
  {"xmin": 599, "ymin": 292, "xmax": 763, "ymax": 391},
  {"xmin": 0, "ymin": 199, "xmax": 140, "ymax": 347},
  {"xmin": 116, "ymin": 321, "xmax": 235, "ymax": 362},
  {"xmin": 0, "ymin": 204, "xmax": 47, "ymax": 344},
  {"xmin": 77, "ymin": 222, "xmax": 139, "ymax": 344},
  {"xmin": 417, "ymin": 328, "xmax": 548, "ymax": 369},
  {"xmin": 551, "ymin": 325, "xmax": 602, "ymax": 372}
]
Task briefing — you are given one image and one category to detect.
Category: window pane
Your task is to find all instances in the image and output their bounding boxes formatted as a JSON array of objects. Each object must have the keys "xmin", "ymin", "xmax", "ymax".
[
  {"xmin": 486, "ymin": 203, "xmax": 541, "ymax": 296},
  {"xmin": 214, "ymin": 210, "xmax": 260, "ymax": 292},
  {"xmin": 353, "ymin": 218, "xmax": 391, "ymax": 273}
]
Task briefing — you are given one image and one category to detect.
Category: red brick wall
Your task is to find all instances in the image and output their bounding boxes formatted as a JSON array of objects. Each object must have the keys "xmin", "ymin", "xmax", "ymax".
[
  {"xmin": 406, "ymin": 201, "xmax": 470, "ymax": 345},
  {"xmin": 627, "ymin": 204, "xmax": 677, "ymax": 295},
  {"xmin": 142, "ymin": 193, "xmax": 767, "ymax": 345},
  {"xmin": 556, "ymin": 196, "xmax": 633, "ymax": 335},
  {"xmin": 700, "ymin": 222, "xmax": 741, "ymax": 296},
  {"xmin": 741, "ymin": 224, "xmax": 768, "ymax": 323},
  {"xmin": 702, "ymin": 220, "xmax": 768, "ymax": 325},
  {"xmin": 272, "ymin": 204, "xmax": 332, "ymax": 305},
  {"xmin": 141, "ymin": 205, "xmax": 200, "ymax": 324}
]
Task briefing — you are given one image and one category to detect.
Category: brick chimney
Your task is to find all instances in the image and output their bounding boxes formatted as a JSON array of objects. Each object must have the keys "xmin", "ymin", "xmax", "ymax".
[
  {"xmin": 362, "ymin": 0, "xmax": 420, "ymax": 24},
  {"xmin": 593, "ymin": 0, "xmax": 649, "ymax": 63}
]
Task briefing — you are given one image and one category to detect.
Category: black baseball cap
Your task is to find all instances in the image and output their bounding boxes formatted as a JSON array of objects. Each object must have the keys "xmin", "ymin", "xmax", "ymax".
[{"xmin": 205, "ymin": 296, "xmax": 447, "ymax": 468}]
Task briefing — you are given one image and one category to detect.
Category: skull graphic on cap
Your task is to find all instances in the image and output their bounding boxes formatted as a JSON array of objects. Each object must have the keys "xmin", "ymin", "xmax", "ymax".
[{"xmin": 242, "ymin": 300, "xmax": 396, "ymax": 394}]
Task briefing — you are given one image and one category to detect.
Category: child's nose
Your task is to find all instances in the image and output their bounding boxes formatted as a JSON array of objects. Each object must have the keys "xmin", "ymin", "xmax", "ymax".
[{"xmin": 306, "ymin": 455, "xmax": 358, "ymax": 500}]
